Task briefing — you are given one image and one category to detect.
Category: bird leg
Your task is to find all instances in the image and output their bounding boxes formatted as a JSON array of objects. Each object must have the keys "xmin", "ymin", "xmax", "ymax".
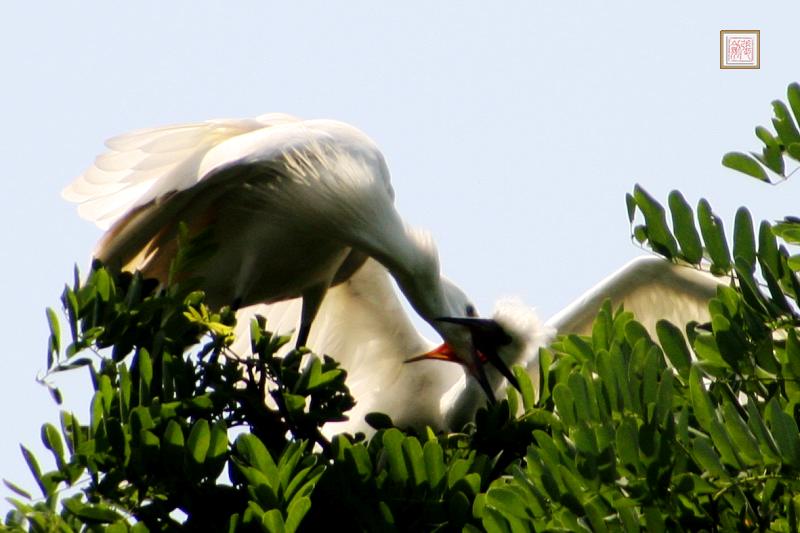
[{"xmin": 296, "ymin": 283, "xmax": 329, "ymax": 348}]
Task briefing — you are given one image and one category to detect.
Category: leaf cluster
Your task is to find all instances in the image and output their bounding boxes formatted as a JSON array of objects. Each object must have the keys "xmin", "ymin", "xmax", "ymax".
[
  {"xmin": 5, "ymin": 259, "xmax": 351, "ymax": 532},
  {"xmin": 723, "ymin": 82, "xmax": 800, "ymax": 182}
]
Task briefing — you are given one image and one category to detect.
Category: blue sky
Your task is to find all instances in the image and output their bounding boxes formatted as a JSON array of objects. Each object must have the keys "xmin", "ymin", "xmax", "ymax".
[{"xmin": 2, "ymin": 1, "xmax": 799, "ymax": 512}]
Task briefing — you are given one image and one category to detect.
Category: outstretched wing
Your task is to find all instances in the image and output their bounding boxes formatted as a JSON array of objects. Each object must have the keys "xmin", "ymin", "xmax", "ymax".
[
  {"xmin": 230, "ymin": 259, "xmax": 459, "ymax": 434},
  {"xmin": 63, "ymin": 113, "xmax": 300, "ymax": 230},
  {"xmin": 546, "ymin": 256, "xmax": 723, "ymax": 335}
]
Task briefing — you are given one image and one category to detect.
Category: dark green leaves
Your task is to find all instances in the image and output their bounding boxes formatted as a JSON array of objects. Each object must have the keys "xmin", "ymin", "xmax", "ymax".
[
  {"xmin": 724, "ymin": 82, "xmax": 800, "ymax": 182},
  {"xmin": 628, "ymin": 186, "xmax": 735, "ymax": 273},
  {"xmin": 668, "ymin": 191, "xmax": 703, "ymax": 263},
  {"xmin": 632, "ymin": 185, "xmax": 679, "ymax": 257},
  {"xmin": 697, "ymin": 199, "xmax": 731, "ymax": 273}
]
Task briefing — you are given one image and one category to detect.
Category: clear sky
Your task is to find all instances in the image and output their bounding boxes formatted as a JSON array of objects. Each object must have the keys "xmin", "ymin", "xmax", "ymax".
[{"xmin": 2, "ymin": 1, "xmax": 799, "ymax": 512}]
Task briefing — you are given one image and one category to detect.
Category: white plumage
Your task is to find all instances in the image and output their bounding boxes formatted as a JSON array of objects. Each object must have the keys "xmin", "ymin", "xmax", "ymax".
[{"xmin": 64, "ymin": 114, "xmax": 719, "ymax": 435}]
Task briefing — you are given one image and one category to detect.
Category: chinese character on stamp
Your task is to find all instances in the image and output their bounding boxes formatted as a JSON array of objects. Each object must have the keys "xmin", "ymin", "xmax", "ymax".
[{"xmin": 720, "ymin": 30, "xmax": 760, "ymax": 69}]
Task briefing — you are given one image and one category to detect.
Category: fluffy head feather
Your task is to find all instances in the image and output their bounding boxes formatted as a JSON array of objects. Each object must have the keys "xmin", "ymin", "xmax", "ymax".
[{"xmin": 492, "ymin": 297, "xmax": 555, "ymax": 370}]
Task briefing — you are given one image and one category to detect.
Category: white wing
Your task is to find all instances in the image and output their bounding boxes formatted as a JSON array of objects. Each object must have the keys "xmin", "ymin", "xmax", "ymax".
[
  {"xmin": 63, "ymin": 113, "xmax": 301, "ymax": 230},
  {"xmin": 231, "ymin": 259, "xmax": 464, "ymax": 435},
  {"xmin": 546, "ymin": 256, "xmax": 723, "ymax": 336}
]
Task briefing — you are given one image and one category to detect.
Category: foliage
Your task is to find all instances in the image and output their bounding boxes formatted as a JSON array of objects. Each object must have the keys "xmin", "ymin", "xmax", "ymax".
[
  {"xmin": 6, "ymin": 83, "xmax": 800, "ymax": 531},
  {"xmin": 723, "ymin": 82, "xmax": 800, "ymax": 183}
]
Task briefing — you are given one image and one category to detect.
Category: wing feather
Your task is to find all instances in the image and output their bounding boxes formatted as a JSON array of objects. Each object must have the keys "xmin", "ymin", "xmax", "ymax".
[
  {"xmin": 63, "ymin": 114, "xmax": 301, "ymax": 230},
  {"xmin": 546, "ymin": 256, "xmax": 722, "ymax": 335}
]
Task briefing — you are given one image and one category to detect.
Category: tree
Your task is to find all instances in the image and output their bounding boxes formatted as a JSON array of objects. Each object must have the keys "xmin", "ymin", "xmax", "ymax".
[{"xmin": 5, "ymin": 83, "xmax": 800, "ymax": 531}]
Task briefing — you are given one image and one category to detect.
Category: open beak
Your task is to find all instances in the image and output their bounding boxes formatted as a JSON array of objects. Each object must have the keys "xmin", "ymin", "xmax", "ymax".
[
  {"xmin": 405, "ymin": 343, "xmax": 460, "ymax": 364},
  {"xmin": 435, "ymin": 316, "xmax": 521, "ymax": 394},
  {"xmin": 405, "ymin": 316, "xmax": 521, "ymax": 403},
  {"xmin": 405, "ymin": 342, "xmax": 499, "ymax": 404}
]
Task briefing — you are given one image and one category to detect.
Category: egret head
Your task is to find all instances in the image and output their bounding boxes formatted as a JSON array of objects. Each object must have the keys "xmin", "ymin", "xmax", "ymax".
[{"xmin": 407, "ymin": 279, "xmax": 528, "ymax": 402}]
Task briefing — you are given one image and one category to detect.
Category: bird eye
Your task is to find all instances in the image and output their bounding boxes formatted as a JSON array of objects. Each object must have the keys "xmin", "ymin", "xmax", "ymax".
[{"xmin": 465, "ymin": 304, "xmax": 477, "ymax": 317}]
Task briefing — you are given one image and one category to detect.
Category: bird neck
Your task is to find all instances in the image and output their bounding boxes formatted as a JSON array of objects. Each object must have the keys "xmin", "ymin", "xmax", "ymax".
[{"xmin": 380, "ymin": 226, "xmax": 449, "ymax": 326}]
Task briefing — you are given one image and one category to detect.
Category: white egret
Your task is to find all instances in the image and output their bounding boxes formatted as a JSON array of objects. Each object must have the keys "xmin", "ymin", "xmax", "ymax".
[
  {"xmin": 64, "ymin": 114, "xmax": 720, "ymax": 435},
  {"xmin": 63, "ymin": 114, "xmax": 519, "ymax": 401}
]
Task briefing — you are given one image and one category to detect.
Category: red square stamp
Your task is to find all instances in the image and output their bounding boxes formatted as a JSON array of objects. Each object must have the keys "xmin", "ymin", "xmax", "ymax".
[{"xmin": 720, "ymin": 30, "xmax": 760, "ymax": 69}]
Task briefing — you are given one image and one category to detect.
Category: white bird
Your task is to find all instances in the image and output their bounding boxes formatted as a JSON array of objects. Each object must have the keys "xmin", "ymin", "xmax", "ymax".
[
  {"xmin": 63, "ymin": 113, "xmax": 519, "ymax": 403},
  {"xmin": 64, "ymin": 114, "xmax": 720, "ymax": 435}
]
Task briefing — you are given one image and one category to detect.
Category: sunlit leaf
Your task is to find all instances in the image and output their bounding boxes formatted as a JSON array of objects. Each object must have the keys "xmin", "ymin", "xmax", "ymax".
[
  {"xmin": 668, "ymin": 191, "xmax": 703, "ymax": 263},
  {"xmin": 721, "ymin": 152, "xmax": 768, "ymax": 181}
]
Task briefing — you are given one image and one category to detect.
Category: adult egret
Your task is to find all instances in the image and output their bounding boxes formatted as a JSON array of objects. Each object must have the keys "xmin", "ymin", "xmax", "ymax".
[
  {"xmin": 63, "ymin": 114, "xmax": 518, "ymax": 401},
  {"xmin": 64, "ymin": 114, "xmax": 720, "ymax": 434}
]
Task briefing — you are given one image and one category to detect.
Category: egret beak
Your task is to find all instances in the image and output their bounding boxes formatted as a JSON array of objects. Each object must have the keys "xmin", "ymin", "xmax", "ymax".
[
  {"xmin": 435, "ymin": 316, "xmax": 521, "ymax": 393},
  {"xmin": 405, "ymin": 343, "xmax": 460, "ymax": 364},
  {"xmin": 405, "ymin": 342, "xmax": 498, "ymax": 404}
]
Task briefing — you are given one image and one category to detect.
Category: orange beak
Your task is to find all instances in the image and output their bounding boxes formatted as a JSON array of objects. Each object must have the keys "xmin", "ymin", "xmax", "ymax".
[
  {"xmin": 405, "ymin": 342, "xmax": 499, "ymax": 403},
  {"xmin": 406, "ymin": 343, "xmax": 490, "ymax": 366},
  {"xmin": 405, "ymin": 342, "xmax": 462, "ymax": 364}
]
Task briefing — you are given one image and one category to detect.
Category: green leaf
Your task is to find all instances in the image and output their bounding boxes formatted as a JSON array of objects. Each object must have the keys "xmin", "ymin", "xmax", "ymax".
[
  {"xmin": 261, "ymin": 509, "xmax": 286, "ymax": 533},
  {"xmin": 278, "ymin": 442, "xmax": 305, "ymax": 492},
  {"xmin": 654, "ymin": 368, "xmax": 674, "ymax": 427},
  {"xmin": 486, "ymin": 485, "xmax": 534, "ymax": 522},
  {"xmin": 206, "ymin": 420, "xmax": 229, "ymax": 476},
  {"xmin": 163, "ymin": 420, "xmax": 185, "ymax": 459},
  {"xmin": 758, "ymin": 221, "xmax": 781, "ymax": 279},
  {"xmin": 668, "ymin": 191, "xmax": 703, "ymax": 263},
  {"xmin": 734, "ymin": 257, "xmax": 773, "ymax": 317},
  {"xmin": 733, "ymin": 207, "xmax": 756, "ymax": 271},
  {"xmin": 3, "ymin": 479, "xmax": 32, "ymax": 500},
  {"xmin": 691, "ymin": 437, "xmax": 727, "ymax": 478},
  {"xmin": 633, "ymin": 185, "xmax": 679, "ymax": 257},
  {"xmin": 20, "ymin": 445, "xmax": 50, "ymax": 497},
  {"xmin": 186, "ymin": 419, "xmax": 211, "ymax": 466},
  {"xmin": 282, "ymin": 393, "xmax": 306, "ymax": 413},
  {"xmin": 235, "ymin": 434, "xmax": 278, "ymax": 479},
  {"xmin": 136, "ymin": 348, "xmax": 153, "ymax": 406},
  {"xmin": 563, "ymin": 334, "xmax": 594, "ymax": 364},
  {"xmin": 616, "ymin": 416, "xmax": 640, "ymax": 470},
  {"xmin": 744, "ymin": 401, "xmax": 781, "ymax": 464},
  {"xmin": 41, "ymin": 423, "xmax": 65, "ymax": 468},
  {"xmin": 46, "ymin": 307, "xmax": 60, "ymax": 366},
  {"xmin": 656, "ymin": 320, "xmax": 690, "ymax": 381},
  {"xmin": 552, "ymin": 384, "xmax": 576, "ymax": 427},
  {"xmin": 94, "ymin": 268, "xmax": 113, "ymax": 301},
  {"xmin": 512, "ymin": 365, "xmax": 535, "ymax": 411},
  {"xmin": 382, "ymin": 428, "xmax": 408, "ymax": 485},
  {"xmin": 788, "ymin": 82, "xmax": 800, "ymax": 129},
  {"xmin": 772, "ymin": 220, "xmax": 800, "ymax": 244},
  {"xmin": 62, "ymin": 498, "xmax": 122, "ymax": 523},
  {"xmin": 755, "ymin": 125, "xmax": 784, "ymax": 172},
  {"xmin": 568, "ymin": 373, "xmax": 592, "ymax": 423},
  {"xmin": 772, "ymin": 100, "xmax": 800, "ymax": 146},
  {"xmin": 767, "ymin": 399, "xmax": 800, "ymax": 468},
  {"xmin": 697, "ymin": 199, "xmax": 731, "ymax": 273},
  {"xmin": 402, "ymin": 437, "xmax": 426, "ymax": 487},
  {"xmin": 423, "ymin": 440, "xmax": 445, "ymax": 491},
  {"xmin": 722, "ymin": 152, "xmax": 768, "ymax": 181},
  {"xmin": 759, "ymin": 257, "xmax": 793, "ymax": 315},
  {"xmin": 626, "ymin": 193, "xmax": 636, "ymax": 223},
  {"xmin": 689, "ymin": 366, "xmax": 714, "ymax": 432},
  {"xmin": 787, "ymin": 142, "xmax": 800, "ymax": 161},
  {"xmin": 721, "ymin": 401, "xmax": 761, "ymax": 466},
  {"xmin": 285, "ymin": 496, "xmax": 311, "ymax": 533}
]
